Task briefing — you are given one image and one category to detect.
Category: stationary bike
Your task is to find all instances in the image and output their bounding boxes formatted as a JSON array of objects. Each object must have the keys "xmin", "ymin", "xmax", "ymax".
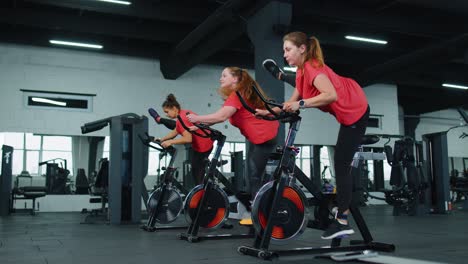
[
  {"xmin": 235, "ymin": 85, "xmax": 395, "ymax": 260},
  {"xmin": 176, "ymin": 114, "xmax": 254, "ymax": 242},
  {"xmin": 139, "ymin": 133, "xmax": 186, "ymax": 232}
]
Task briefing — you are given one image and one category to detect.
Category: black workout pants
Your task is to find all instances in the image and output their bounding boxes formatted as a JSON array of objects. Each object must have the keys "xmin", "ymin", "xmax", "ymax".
[
  {"xmin": 160, "ymin": 118, "xmax": 176, "ymax": 130},
  {"xmin": 247, "ymin": 137, "xmax": 278, "ymax": 197},
  {"xmin": 334, "ymin": 106, "xmax": 370, "ymax": 215},
  {"xmin": 191, "ymin": 148, "xmax": 212, "ymax": 185}
]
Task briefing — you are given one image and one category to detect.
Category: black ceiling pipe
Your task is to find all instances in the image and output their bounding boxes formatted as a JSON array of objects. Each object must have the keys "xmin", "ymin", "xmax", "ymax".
[{"xmin": 358, "ymin": 33, "xmax": 468, "ymax": 86}]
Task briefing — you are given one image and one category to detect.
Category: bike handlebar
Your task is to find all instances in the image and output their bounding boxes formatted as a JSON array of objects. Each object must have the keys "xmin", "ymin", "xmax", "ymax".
[
  {"xmin": 176, "ymin": 113, "xmax": 222, "ymax": 141},
  {"xmin": 138, "ymin": 133, "xmax": 175, "ymax": 152},
  {"xmin": 235, "ymin": 84, "xmax": 299, "ymax": 122}
]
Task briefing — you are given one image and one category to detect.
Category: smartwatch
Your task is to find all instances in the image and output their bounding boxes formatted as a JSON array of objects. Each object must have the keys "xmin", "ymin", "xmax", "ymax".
[{"xmin": 299, "ymin": 99, "xmax": 306, "ymax": 110}]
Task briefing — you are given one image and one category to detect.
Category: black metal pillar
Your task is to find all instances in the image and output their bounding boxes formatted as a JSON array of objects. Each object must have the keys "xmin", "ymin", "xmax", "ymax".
[
  {"xmin": 404, "ymin": 116, "xmax": 420, "ymax": 139},
  {"xmin": 0, "ymin": 145, "xmax": 13, "ymax": 216},
  {"xmin": 246, "ymin": 0, "xmax": 292, "ymax": 143},
  {"xmin": 422, "ymin": 132, "xmax": 450, "ymax": 214}
]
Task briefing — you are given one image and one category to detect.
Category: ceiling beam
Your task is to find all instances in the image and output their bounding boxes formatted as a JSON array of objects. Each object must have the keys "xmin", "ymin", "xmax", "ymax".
[
  {"xmin": 24, "ymin": 0, "xmax": 211, "ymax": 23},
  {"xmin": 358, "ymin": 34, "xmax": 468, "ymax": 86},
  {"xmin": 294, "ymin": 0, "xmax": 466, "ymax": 39},
  {"xmin": 160, "ymin": 17, "xmax": 246, "ymax": 79},
  {"xmin": 399, "ymin": 87, "xmax": 468, "ymax": 115},
  {"xmin": 160, "ymin": 0, "xmax": 269, "ymax": 79},
  {"xmin": 0, "ymin": 8, "xmax": 190, "ymax": 43}
]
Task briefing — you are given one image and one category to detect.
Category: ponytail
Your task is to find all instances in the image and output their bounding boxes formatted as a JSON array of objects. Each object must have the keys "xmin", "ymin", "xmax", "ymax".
[
  {"xmin": 283, "ymin": 32, "xmax": 325, "ymax": 68},
  {"xmin": 162, "ymin": 93, "xmax": 181, "ymax": 110},
  {"xmin": 308, "ymin": 36, "xmax": 324, "ymax": 67}
]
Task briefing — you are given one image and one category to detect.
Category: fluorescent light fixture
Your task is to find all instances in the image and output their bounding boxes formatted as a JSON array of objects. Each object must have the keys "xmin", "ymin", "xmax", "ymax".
[
  {"xmin": 32, "ymin": 97, "xmax": 67, "ymax": 106},
  {"xmin": 442, "ymin": 83, "xmax": 468, "ymax": 90},
  {"xmin": 95, "ymin": 0, "xmax": 131, "ymax": 5},
  {"xmin": 283, "ymin": 66, "xmax": 297, "ymax": 72},
  {"xmin": 49, "ymin": 40, "xmax": 103, "ymax": 49},
  {"xmin": 345, "ymin": 35, "xmax": 388, "ymax": 45}
]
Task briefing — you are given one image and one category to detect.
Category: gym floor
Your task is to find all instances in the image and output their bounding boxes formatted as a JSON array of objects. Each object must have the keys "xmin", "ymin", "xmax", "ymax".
[{"xmin": 0, "ymin": 205, "xmax": 466, "ymax": 264}]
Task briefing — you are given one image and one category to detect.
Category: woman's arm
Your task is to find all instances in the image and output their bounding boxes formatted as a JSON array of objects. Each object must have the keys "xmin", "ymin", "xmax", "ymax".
[
  {"xmin": 187, "ymin": 106, "xmax": 237, "ymax": 125},
  {"xmin": 283, "ymin": 74, "xmax": 337, "ymax": 112},
  {"xmin": 158, "ymin": 129, "xmax": 178, "ymax": 142},
  {"xmin": 161, "ymin": 130, "xmax": 192, "ymax": 148},
  {"xmin": 256, "ymin": 88, "xmax": 301, "ymax": 116}
]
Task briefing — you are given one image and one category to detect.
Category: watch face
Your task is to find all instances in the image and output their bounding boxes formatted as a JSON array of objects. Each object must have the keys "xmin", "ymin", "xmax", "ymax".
[{"xmin": 299, "ymin": 100, "xmax": 305, "ymax": 106}]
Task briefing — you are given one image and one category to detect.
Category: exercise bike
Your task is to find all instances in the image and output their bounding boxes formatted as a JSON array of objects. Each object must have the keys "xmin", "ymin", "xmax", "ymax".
[
  {"xmin": 139, "ymin": 133, "xmax": 187, "ymax": 232},
  {"xmin": 176, "ymin": 114, "xmax": 254, "ymax": 242},
  {"xmin": 235, "ymin": 85, "xmax": 395, "ymax": 260}
]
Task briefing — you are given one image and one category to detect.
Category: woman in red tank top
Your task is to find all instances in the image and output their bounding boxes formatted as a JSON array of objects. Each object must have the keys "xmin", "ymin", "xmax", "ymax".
[
  {"xmin": 187, "ymin": 67, "xmax": 279, "ymax": 207},
  {"xmin": 258, "ymin": 32, "xmax": 370, "ymax": 240},
  {"xmin": 156, "ymin": 94, "xmax": 214, "ymax": 185}
]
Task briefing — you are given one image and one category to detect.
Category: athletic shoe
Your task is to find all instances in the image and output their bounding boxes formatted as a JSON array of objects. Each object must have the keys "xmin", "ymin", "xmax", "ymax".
[
  {"xmin": 148, "ymin": 108, "xmax": 160, "ymax": 123},
  {"xmin": 239, "ymin": 218, "xmax": 253, "ymax": 226},
  {"xmin": 321, "ymin": 219, "xmax": 355, "ymax": 239},
  {"xmin": 262, "ymin": 59, "xmax": 284, "ymax": 80}
]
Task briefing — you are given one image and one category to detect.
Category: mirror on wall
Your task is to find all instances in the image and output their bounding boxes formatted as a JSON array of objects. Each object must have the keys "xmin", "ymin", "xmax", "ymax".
[{"xmin": 0, "ymin": 132, "xmax": 106, "ymax": 194}]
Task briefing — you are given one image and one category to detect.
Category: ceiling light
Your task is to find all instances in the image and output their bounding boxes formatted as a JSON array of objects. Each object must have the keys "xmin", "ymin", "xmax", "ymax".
[
  {"xmin": 95, "ymin": 0, "xmax": 131, "ymax": 5},
  {"xmin": 442, "ymin": 83, "xmax": 468, "ymax": 90},
  {"xmin": 32, "ymin": 97, "xmax": 67, "ymax": 107},
  {"xmin": 283, "ymin": 66, "xmax": 297, "ymax": 72},
  {"xmin": 345, "ymin": 35, "xmax": 388, "ymax": 45},
  {"xmin": 49, "ymin": 40, "xmax": 103, "ymax": 49}
]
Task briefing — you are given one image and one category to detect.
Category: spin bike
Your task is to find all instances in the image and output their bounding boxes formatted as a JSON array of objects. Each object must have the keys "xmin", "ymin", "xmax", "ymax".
[
  {"xmin": 235, "ymin": 86, "xmax": 395, "ymax": 260},
  {"xmin": 138, "ymin": 133, "xmax": 187, "ymax": 232},
  {"xmin": 176, "ymin": 114, "xmax": 254, "ymax": 242}
]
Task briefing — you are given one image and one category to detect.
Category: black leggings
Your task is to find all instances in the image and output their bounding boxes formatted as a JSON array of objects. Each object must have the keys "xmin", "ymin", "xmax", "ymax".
[
  {"xmin": 247, "ymin": 137, "xmax": 278, "ymax": 197},
  {"xmin": 160, "ymin": 118, "xmax": 176, "ymax": 130},
  {"xmin": 191, "ymin": 148, "xmax": 212, "ymax": 185},
  {"xmin": 334, "ymin": 106, "xmax": 370, "ymax": 215}
]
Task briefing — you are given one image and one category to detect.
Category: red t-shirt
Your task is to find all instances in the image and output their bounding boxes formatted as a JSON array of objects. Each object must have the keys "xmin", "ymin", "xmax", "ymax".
[
  {"xmin": 223, "ymin": 93, "xmax": 279, "ymax": 144},
  {"xmin": 176, "ymin": 109, "xmax": 214, "ymax": 152},
  {"xmin": 296, "ymin": 61, "xmax": 368, "ymax": 125}
]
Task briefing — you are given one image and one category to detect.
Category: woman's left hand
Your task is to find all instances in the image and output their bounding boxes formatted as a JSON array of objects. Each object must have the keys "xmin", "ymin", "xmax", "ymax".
[
  {"xmin": 255, "ymin": 109, "xmax": 270, "ymax": 117},
  {"xmin": 187, "ymin": 113, "xmax": 199, "ymax": 123},
  {"xmin": 188, "ymin": 126, "xmax": 199, "ymax": 131}
]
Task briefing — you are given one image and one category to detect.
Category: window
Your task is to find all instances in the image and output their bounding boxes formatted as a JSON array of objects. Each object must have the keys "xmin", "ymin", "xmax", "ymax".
[
  {"xmin": 25, "ymin": 133, "xmax": 41, "ymax": 175},
  {"xmin": 102, "ymin": 136, "xmax": 110, "ymax": 159},
  {"xmin": 147, "ymin": 145, "xmax": 172, "ymax": 177},
  {"xmin": 319, "ymin": 146, "xmax": 334, "ymax": 181},
  {"xmin": 22, "ymin": 89, "xmax": 95, "ymax": 112},
  {"xmin": 368, "ymin": 114, "xmax": 383, "ymax": 128},
  {"xmin": 0, "ymin": 132, "xmax": 73, "ymax": 176},
  {"xmin": 296, "ymin": 145, "xmax": 312, "ymax": 178},
  {"xmin": 208, "ymin": 141, "xmax": 246, "ymax": 173},
  {"xmin": 0, "ymin": 133, "xmax": 24, "ymax": 175},
  {"xmin": 41, "ymin": 135, "xmax": 73, "ymax": 176}
]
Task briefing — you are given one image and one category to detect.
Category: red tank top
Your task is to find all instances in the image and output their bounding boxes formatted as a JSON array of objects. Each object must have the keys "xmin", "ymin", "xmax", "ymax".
[
  {"xmin": 296, "ymin": 61, "xmax": 368, "ymax": 125},
  {"xmin": 176, "ymin": 109, "xmax": 214, "ymax": 152}
]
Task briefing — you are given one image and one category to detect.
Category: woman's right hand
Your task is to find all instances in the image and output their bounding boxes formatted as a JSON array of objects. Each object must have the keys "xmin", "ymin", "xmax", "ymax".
[{"xmin": 255, "ymin": 109, "xmax": 270, "ymax": 117}]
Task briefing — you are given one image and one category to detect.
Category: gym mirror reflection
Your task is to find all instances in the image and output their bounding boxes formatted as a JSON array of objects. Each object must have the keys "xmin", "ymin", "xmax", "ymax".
[{"xmin": 0, "ymin": 132, "xmax": 108, "ymax": 195}]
